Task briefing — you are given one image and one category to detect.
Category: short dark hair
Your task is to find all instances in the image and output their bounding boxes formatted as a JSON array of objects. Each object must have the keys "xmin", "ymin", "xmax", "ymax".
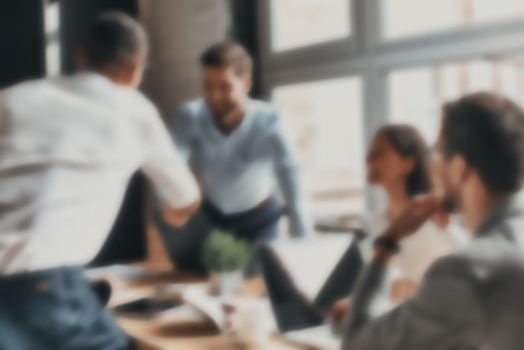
[
  {"xmin": 377, "ymin": 124, "xmax": 431, "ymax": 197},
  {"xmin": 200, "ymin": 41, "xmax": 253, "ymax": 77},
  {"xmin": 441, "ymin": 92, "xmax": 524, "ymax": 194},
  {"xmin": 83, "ymin": 11, "xmax": 148, "ymax": 71}
]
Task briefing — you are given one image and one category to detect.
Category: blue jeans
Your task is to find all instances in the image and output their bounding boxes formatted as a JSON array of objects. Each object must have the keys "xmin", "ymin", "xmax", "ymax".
[
  {"xmin": 0, "ymin": 267, "xmax": 131, "ymax": 350},
  {"xmin": 157, "ymin": 197, "xmax": 283, "ymax": 274}
]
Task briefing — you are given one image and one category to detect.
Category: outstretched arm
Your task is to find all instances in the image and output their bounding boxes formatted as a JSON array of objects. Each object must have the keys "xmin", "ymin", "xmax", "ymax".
[{"xmin": 142, "ymin": 105, "xmax": 201, "ymax": 227}]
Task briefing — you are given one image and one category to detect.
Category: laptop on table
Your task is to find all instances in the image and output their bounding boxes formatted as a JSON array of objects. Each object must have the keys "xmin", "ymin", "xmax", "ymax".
[{"xmin": 258, "ymin": 235, "xmax": 363, "ymax": 350}]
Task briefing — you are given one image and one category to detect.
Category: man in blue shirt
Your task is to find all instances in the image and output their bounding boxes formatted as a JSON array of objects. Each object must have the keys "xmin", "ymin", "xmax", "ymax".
[{"xmin": 157, "ymin": 41, "xmax": 311, "ymax": 272}]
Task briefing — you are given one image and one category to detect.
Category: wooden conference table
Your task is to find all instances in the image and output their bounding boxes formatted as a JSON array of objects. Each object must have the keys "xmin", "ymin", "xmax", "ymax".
[{"xmin": 101, "ymin": 267, "xmax": 310, "ymax": 350}]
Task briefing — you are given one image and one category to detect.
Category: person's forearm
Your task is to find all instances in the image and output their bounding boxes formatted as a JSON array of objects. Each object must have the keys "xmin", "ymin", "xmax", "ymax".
[
  {"xmin": 345, "ymin": 197, "xmax": 435, "ymax": 334},
  {"xmin": 276, "ymin": 165, "xmax": 311, "ymax": 237},
  {"xmin": 343, "ymin": 196, "xmax": 445, "ymax": 348},
  {"xmin": 287, "ymin": 206, "xmax": 310, "ymax": 238}
]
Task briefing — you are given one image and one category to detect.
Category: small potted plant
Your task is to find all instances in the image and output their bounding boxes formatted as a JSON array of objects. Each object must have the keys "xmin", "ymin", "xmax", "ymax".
[{"xmin": 202, "ymin": 230, "xmax": 251, "ymax": 296}]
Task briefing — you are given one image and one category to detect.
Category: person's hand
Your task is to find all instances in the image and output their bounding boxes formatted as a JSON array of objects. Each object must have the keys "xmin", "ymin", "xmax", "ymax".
[
  {"xmin": 329, "ymin": 297, "xmax": 352, "ymax": 326},
  {"xmin": 162, "ymin": 207, "xmax": 188, "ymax": 226},
  {"xmin": 432, "ymin": 208, "xmax": 450, "ymax": 229},
  {"xmin": 383, "ymin": 195, "xmax": 442, "ymax": 241},
  {"xmin": 161, "ymin": 200, "xmax": 200, "ymax": 227}
]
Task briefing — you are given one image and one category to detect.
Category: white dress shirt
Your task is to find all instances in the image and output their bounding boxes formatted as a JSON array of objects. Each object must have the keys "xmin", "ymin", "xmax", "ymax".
[
  {"xmin": 0, "ymin": 73, "xmax": 199, "ymax": 274},
  {"xmin": 172, "ymin": 98, "xmax": 310, "ymax": 237}
]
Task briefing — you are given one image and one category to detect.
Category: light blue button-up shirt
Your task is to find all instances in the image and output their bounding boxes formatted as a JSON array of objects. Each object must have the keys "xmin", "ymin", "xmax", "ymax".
[{"xmin": 170, "ymin": 98, "xmax": 310, "ymax": 237}]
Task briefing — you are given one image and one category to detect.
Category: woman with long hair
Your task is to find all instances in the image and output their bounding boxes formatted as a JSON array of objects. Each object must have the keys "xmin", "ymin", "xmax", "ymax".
[{"xmin": 332, "ymin": 124, "xmax": 466, "ymax": 320}]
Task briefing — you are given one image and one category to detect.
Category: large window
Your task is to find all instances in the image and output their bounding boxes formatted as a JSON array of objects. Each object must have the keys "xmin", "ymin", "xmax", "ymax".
[
  {"xmin": 274, "ymin": 77, "xmax": 365, "ymax": 216},
  {"xmin": 269, "ymin": 0, "xmax": 352, "ymax": 52},
  {"xmin": 389, "ymin": 56, "xmax": 524, "ymax": 142},
  {"xmin": 259, "ymin": 0, "xmax": 524, "ymax": 219},
  {"xmin": 44, "ymin": 0, "xmax": 61, "ymax": 76},
  {"xmin": 382, "ymin": 0, "xmax": 524, "ymax": 40}
]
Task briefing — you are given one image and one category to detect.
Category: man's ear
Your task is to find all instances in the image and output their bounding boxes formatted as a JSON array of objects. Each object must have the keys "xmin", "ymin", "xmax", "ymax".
[
  {"xmin": 403, "ymin": 157, "xmax": 416, "ymax": 175},
  {"xmin": 243, "ymin": 76, "xmax": 253, "ymax": 93},
  {"xmin": 119, "ymin": 63, "xmax": 141, "ymax": 87}
]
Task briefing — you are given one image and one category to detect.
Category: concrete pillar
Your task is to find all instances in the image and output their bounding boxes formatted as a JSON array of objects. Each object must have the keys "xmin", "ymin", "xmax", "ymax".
[{"xmin": 139, "ymin": 0, "xmax": 232, "ymax": 118}]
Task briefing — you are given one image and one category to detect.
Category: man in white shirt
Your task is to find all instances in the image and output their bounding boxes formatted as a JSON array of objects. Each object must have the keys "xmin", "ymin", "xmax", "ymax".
[
  {"xmin": 157, "ymin": 42, "xmax": 311, "ymax": 273},
  {"xmin": 0, "ymin": 12, "xmax": 199, "ymax": 350}
]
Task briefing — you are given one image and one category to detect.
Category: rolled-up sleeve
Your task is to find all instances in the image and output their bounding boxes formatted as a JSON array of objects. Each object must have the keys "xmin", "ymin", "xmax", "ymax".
[
  {"xmin": 141, "ymin": 106, "xmax": 200, "ymax": 209},
  {"xmin": 343, "ymin": 256, "xmax": 481, "ymax": 350}
]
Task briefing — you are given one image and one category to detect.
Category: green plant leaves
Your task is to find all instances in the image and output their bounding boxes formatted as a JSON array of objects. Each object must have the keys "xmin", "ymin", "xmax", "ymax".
[{"xmin": 202, "ymin": 230, "xmax": 251, "ymax": 272}]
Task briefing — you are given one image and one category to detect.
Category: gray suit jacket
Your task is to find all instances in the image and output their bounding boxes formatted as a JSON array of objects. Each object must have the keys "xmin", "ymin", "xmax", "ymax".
[{"xmin": 343, "ymin": 191, "xmax": 524, "ymax": 350}]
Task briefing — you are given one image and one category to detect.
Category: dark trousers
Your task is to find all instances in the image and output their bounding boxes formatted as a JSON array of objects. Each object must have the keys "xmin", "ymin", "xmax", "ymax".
[
  {"xmin": 156, "ymin": 197, "xmax": 284, "ymax": 274},
  {"xmin": 0, "ymin": 267, "xmax": 131, "ymax": 350}
]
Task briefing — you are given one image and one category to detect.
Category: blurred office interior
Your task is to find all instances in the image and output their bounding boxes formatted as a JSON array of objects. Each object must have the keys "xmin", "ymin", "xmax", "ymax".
[
  {"xmin": 3, "ymin": 0, "xmax": 524, "ymax": 232},
  {"xmin": 3, "ymin": 1, "xmax": 524, "ymax": 348}
]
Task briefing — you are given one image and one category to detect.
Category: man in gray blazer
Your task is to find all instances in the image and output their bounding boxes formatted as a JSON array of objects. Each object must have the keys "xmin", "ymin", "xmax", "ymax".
[{"xmin": 343, "ymin": 92, "xmax": 524, "ymax": 350}]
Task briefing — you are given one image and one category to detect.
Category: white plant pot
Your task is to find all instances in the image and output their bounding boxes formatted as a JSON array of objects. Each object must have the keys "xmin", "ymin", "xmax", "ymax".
[{"xmin": 210, "ymin": 270, "xmax": 243, "ymax": 296}]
